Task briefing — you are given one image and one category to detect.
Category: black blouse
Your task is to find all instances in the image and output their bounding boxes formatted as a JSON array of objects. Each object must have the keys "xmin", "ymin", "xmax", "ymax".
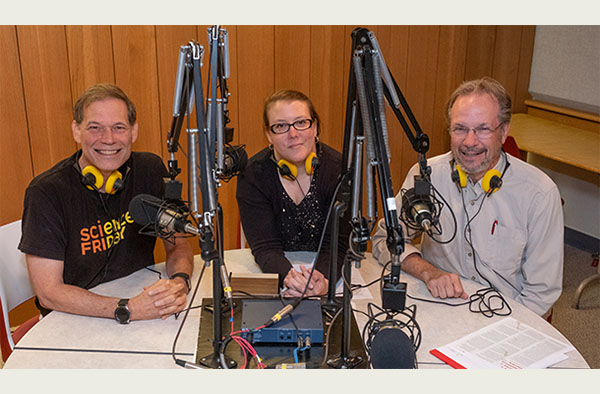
[{"xmin": 236, "ymin": 143, "xmax": 351, "ymax": 286}]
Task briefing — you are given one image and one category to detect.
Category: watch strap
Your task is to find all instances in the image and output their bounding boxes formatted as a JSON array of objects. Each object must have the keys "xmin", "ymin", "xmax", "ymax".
[{"xmin": 170, "ymin": 272, "xmax": 191, "ymax": 294}]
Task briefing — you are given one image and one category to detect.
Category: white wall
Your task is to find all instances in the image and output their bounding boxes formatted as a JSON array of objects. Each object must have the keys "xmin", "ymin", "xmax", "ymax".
[
  {"xmin": 529, "ymin": 26, "xmax": 600, "ymax": 114},
  {"xmin": 528, "ymin": 26, "xmax": 600, "ymax": 241}
]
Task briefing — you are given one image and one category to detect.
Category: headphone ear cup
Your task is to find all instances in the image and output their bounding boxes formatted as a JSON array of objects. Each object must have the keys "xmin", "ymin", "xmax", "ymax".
[
  {"xmin": 105, "ymin": 170, "xmax": 123, "ymax": 194},
  {"xmin": 277, "ymin": 159, "xmax": 297, "ymax": 181},
  {"xmin": 482, "ymin": 169, "xmax": 502, "ymax": 195},
  {"xmin": 305, "ymin": 152, "xmax": 318, "ymax": 175},
  {"xmin": 455, "ymin": 164, "xmax": 467, "ymax": 188},
  {"xmin": 82, "ymin": 165, "xmax": 103, "ymax": 191},
  {"xmin": 451, "ymin": 170, "xmax": 461, "ymax": 192}
]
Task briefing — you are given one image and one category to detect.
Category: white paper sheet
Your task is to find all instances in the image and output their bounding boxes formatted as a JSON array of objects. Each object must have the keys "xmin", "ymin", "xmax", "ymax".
[{"xmin": 431, "ymin": 316, "xmax": 575, "ymax": 369}]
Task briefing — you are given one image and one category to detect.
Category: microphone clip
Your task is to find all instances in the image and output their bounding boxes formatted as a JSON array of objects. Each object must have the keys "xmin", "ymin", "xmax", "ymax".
[{"xmin": 400, "ymin": 175, "xmax": 444, "ymax": 238}]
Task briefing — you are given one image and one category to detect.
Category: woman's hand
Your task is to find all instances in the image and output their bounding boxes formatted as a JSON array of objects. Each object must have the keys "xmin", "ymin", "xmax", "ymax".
[{"xmin": 282, "ymin": 265, "xmax": 328, "ymax": 297}]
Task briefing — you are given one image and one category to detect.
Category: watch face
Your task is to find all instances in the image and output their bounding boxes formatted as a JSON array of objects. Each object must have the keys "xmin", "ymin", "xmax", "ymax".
[{"xmin": 115, "ymin": 306, "xmax": 130, "ymax": 324}]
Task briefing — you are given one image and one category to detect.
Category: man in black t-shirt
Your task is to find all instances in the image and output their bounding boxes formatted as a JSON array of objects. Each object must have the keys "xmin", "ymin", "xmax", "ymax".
[{"xmin": 19, "ymin": 84, "xmax": 193, "ymax": 323}]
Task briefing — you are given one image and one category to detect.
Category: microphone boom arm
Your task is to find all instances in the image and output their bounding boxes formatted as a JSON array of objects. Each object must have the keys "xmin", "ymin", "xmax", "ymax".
[
  {"xmin": 164, "ymin": 27, "xmax": 238, "ymax": 369},
  {"xmin": 343, "ymin": 28, "xmax": 432, "ymax": 312}
]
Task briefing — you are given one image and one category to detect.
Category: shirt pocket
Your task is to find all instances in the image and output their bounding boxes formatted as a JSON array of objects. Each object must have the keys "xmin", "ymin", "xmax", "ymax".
[{"xmin": 478, "ymin": 221, "xmax": 527, "ymax": 279}]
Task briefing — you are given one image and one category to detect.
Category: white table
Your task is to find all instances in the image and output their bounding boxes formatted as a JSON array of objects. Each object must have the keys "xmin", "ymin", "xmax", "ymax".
[{"xmin": 3, "ymin": 249, "xmax": 589, "ymax": 369}]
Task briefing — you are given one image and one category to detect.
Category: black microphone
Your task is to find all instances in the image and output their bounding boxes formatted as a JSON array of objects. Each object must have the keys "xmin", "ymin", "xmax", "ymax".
[
  {"xmin": 401, "ymin": 187, "xmax": 435, "ymax": 234},
  {"xmin": 129, "ymin": 194, "xmax": 201, "ymax": 236},
  {"xmin": 370, "ymin": 326, "xmax": 417, "ymax": 369},
  {"xmin": 221, "ymin": 145, "xmax": 248, "ymax": 179}
]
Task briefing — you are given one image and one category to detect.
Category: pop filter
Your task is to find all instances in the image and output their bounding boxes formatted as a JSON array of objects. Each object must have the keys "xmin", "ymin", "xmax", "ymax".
[{"xmin": 129, "ymin": 194, "xmax": 162, "ymax": 227}]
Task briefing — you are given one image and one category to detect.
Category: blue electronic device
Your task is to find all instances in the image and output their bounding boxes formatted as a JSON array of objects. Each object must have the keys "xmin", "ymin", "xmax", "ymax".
[{"xmin": 240, "ymin": 299, "xmax": 324, "ymax": 344}]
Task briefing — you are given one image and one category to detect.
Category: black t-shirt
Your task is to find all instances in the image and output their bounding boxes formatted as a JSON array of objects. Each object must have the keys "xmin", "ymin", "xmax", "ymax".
[{"xmin": 19, "ymin": 151, "xmax": 168, "ymax": 313}]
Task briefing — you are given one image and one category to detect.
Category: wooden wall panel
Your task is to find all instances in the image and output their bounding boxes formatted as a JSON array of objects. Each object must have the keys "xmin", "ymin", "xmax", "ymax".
[
  {"xmin": 235, "ymin": 25, "xmax": 275, "ymax": 158},
  {"xmin": 232, "ymin": 25, "xmax": 276, "ymax": 247},
  {"xmin": 275, "ymin": 26, "xmax": 311, "ymax": 93},
  {"xmin": 399, "ymin": 26, "xmax": 440, "ymax": 185},
  {"xmin": 309, "ymin": 25, "xmax": 346, "ymax": 152},
  {"xmin": 66, "ymin": 25, "xmax": 115, "ymax": 100},
  {"xmin": 17, "ymin": 26, "xmax": 76, "ymax": 176},
  {"xmin": 111, "ymin": 26, "xmax": 162, "ymax": 157},
  {"xmin": 465, "ymin": 25, "xmax": 496, "ymax": 81},
  {"xmin": 492, "ymin": 26, "xmax": 523, "ymax": 103},
  {"xmin": 432, "ymin": 26, "xmax": 469, "ymax": 156},
  {"xmin": 1, "ymin": 24, "xmax": 537, "ymax": 247},
  {"xmin": 514, "ymin": 26, "xmax": 536, "ymax": 114},
  {"xmin": 0, "ymin": 26, "xmax": 34, "ymax": 225}
]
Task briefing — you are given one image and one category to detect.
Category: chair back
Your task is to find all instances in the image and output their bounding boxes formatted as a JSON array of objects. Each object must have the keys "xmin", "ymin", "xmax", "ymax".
[
  {"xmin": 503, "ymin": 135, "xmax": 521, "ymax": 159},
  {"xmin": 0, "ymin": 220, "xmax": 35, "ymax": 352}
]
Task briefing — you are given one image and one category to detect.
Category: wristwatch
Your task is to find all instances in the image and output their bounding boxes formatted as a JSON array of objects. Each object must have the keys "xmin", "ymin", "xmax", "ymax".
[
  {"xmin": 170, "ymin": 272, "xmax": 191, "ymax": 294},
  {"xmin": 114, "ymin": 298, "xmax": 130, "ymax": 324}
]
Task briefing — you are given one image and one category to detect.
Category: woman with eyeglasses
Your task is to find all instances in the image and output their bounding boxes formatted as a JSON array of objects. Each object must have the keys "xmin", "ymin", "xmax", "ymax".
[{"xmin": 236, "ymin": 90, "xmax": 350, "ymax": 298}]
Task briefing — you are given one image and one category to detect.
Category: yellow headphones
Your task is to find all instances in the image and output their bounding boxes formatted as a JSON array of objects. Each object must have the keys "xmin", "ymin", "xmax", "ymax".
[
  {"xmin": 82, "ymin": 165, "xmax": 124, "ymax": 195},
  {"xmin": 452, "ymin": 157, "xmax": 510, "ymax": 197},
  {"xmin": 275, "ymin": 152, "xmax": 318, "ymax": 181}
]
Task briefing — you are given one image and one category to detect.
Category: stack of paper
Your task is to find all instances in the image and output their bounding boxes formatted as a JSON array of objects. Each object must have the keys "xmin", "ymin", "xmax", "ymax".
[{"xmin": 430, "ymin": 317, "xmax": 575, "ymax": 369}]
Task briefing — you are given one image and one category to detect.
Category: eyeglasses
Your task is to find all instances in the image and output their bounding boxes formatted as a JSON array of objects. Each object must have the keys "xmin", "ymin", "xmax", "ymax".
[
  {"xmin": 85, "ymin": 123, "xmax": 131, "ymax": 134},
  {"xmin": 449, "ymin": 123, "xmax": 503, "ymax": 139},
  {"xmin": 269, "ymin": 118, "xmax": 314, "ymax": 134}
]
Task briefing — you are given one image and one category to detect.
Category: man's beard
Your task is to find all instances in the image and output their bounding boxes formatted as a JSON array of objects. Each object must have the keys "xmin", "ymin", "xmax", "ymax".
[{"xmin": 453, "ymin": 146, "xmax": 492, "ymax": 177}]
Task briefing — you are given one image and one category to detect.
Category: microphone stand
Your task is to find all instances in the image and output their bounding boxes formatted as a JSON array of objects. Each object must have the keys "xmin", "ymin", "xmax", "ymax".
[
  {"xmin": 165, "ymin": 27, "xmax": 237, "ymax": 369},
  {"xmin": 328, "ymin": 27, "xmax": 432, "ymax": 368},
  {"xmin": 327, "ymin": 32, "xmax": 371, "ymax": 367},
  {"xmin": 352, "ymin": 28, "xmax": 432, "ymax": 312},
  {"xmin": 198, "ymin": 26, "xmax": 237, "ymax": 369},
  {"xmin": 322, "ymin": 200, "xmax": 346, "ymax": 310},
  {"xmin": 197, "ymin": 204, "xmax": 236, "ymax": 368}
]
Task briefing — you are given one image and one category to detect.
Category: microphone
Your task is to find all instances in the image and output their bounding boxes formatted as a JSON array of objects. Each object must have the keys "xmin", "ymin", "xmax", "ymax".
[
  {"xmin": 129, "ymin": 194, "xmax": 201, "ymax": 237},
  {"xmin": 370, "ymin": 326, "xmax": 416, "ymax": 369},
  {"xmin": 401, "ymin": 187, "xmax": 435, "ymax": 234},
  {"xmin": 365, "ymin": 303, "xmax": 420, "ymax": 369},
  {"xmin": 220, "ymin": 145, "xmax": 248, "ymax": 179}
]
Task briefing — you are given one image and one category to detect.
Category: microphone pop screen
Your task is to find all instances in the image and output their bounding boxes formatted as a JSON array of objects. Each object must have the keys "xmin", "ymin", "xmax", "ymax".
[{"xmin": 129, "ymin": 194, "xmax": 163, "ymax": 227}]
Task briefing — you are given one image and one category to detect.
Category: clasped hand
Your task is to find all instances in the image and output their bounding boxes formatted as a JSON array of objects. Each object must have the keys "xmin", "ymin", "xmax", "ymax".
[
  {"xmin": 282, "ymin": 265, "xmax": 328, "ymax": 297},
  {"xmin": 129, "ymin": 278, "xmax": 189, "ymax": 320}
]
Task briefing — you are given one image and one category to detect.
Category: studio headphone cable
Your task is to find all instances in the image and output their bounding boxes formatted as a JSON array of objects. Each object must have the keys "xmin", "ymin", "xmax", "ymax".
[{"xmin": 459, "ymin": 183, "xmax": 512, "ymax": 317}]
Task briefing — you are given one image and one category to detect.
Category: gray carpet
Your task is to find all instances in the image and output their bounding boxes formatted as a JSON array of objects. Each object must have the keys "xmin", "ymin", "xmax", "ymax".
[{"xmin": 552, "ymin": 243, "xmax": 600, "ymax": 368}]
